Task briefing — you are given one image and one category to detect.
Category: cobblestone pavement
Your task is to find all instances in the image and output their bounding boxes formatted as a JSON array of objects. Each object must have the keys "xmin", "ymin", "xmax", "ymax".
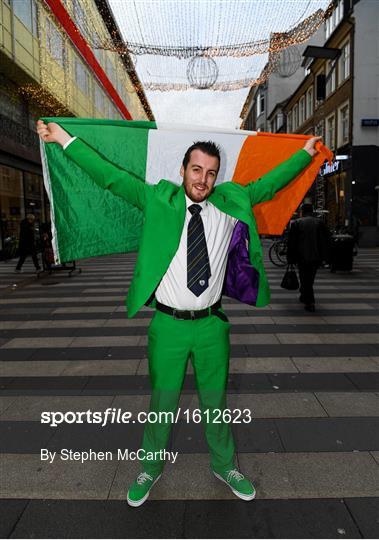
[{"xmin": 0, "ymin": 245, "xmax": 378, "ymax": 538}]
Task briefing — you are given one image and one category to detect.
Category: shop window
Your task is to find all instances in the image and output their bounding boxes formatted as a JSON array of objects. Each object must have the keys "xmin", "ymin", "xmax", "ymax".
[
  {"xmin": 0, "ymin": 166, "xmax": 24, "ymax": 250},
  {"xmin": 24, "ymin": 172, "xmax": 44, "ymax": 222},
  {"xmin": 0, "ymin": 89, "xmax": 24, "ymax": 124}
]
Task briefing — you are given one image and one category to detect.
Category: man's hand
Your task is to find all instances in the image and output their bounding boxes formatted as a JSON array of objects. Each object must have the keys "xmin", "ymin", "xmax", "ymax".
[
  {"xmin": 36, "ymin": 120, "xmax": 72, "ymax": 147},
  {"xmin": 303, "ymin": 136, "xmax": 323, "ymax": 157}
]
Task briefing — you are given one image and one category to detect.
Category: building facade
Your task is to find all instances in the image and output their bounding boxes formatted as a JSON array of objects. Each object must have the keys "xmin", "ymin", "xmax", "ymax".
[
  {"xmin": 241, "ymin": 0, "xmax": 378, "ymax": 246},
  {"xmin": 0, "ymin": 0, "xmax": 154, "ymax": 256},
  {"xmin": 283, "ymin": 2, "xmax": 354, "ymax": 231}
]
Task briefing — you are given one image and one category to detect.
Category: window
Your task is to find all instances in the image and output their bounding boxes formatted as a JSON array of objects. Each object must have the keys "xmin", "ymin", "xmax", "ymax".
[
  {"xmin": 306, "ymin": 86, "xmax": 313, "ymax": 118},
  {"xmin": 73, "ymin": 0, "xmax": 88, "ymax": 39},
  {"xmin": 75, "ymin": 56, "xmax": 90, "ymax": 95},
  {"xmin": 325, "ymin": 0, "xmax": 343, "ymax": 38},
  {"xmin": 293, "ymin": 103, "xmax": 299, "ymax": 130},
  {"xmin": 299, "ymin": 96, "xmax": 305, "ymax": 126},
  {"xmin": 92, "ymin": 32, "xmax": 103, "ymax": 64},
  {"xmin": 46, "ymin": 18, "xmax": 64, "ymax": 66},
  {"xmin": 339, "ymin": 40, "xmax": 350, "ymax": 83},
  {"xmin": 94, "ymin": 84, "xmax": 104, "ymax": 113},
  {"xmin": 325, "ymin": 113, "xmax": 335, "ymax": 149},
  {"xmin": 326, "ymin": 60, "xmax": 336, "ymax": 95},
  {"xmin": 13, "ymin": 0, "xmax": 38, "ymax": 35},
  {"xmin": 256, "ymin": 92, "xmax": 265, "ymax": 117},
  {"xmin": 109, "ymin": 102, "xmax": 121, "ymax": 120},
  {"xmin": 276, "ymin": 112, "xmax": 283, "ymax": 130},
  {"xmin": 338, "ymin": 102, "xmax": 349, "ymax": 146},
  {"xmin": 315, "ymin": 120, "xmax": 324, "ymax": 138},
  {"xmin": 287, "ymin": 110, "xmax": 292, "ymax": 132},
  {"xmin": 105, "ymin": 56, "xmax": 117, "ymax": 87}
]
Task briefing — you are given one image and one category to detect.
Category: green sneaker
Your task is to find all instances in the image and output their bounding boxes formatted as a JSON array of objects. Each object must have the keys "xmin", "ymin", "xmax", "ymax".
[
  {"xmin": 127, "ymin": 471, "xmax": 161, "ymax": 507},
  {"xmin": 213, "ymin": 467, "xmax": 256, "ymax": 501}
]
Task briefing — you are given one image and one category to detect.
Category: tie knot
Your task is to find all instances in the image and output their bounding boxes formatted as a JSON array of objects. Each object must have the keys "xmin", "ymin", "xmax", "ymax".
[{"xmin": 188, "ymin": 204, "xmax": 202, "ymax": 215}]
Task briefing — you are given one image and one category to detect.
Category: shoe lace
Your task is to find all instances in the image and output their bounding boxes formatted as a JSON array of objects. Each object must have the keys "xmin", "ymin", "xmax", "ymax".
[
  {"xmin": 137, "ymin": 472, "xmax": 153, "ymax": 485},
  {"xmin": 227, "ymin": 469, "xmax": 245, "ymax": 482}
]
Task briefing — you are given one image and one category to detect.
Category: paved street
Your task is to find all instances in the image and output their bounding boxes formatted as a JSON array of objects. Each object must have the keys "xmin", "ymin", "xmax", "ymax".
[{"xmin": 0, "ymin": 244, "xmax": 378, "ymax": 538}]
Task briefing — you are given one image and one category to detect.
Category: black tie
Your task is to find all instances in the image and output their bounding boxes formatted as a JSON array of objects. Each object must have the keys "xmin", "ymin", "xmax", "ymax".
[{"xmin": 187, "ymin": 204, "xmax": 211, "ymax": 297}]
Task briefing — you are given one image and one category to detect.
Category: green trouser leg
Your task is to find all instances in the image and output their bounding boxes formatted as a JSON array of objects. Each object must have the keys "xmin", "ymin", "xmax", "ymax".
[{"xmin": 139, "ymin": 308, "xmax": 235, "ymax": 475}]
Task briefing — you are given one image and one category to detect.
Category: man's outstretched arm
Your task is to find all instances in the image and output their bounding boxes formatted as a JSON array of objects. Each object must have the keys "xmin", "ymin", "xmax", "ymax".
[
  {"xmin": 245, "ymin": 136, "xmax": 322, "ymax": 206},
  {"xmin": 37, "ymin": 120, "xmax": 152, "ymax": 211}
]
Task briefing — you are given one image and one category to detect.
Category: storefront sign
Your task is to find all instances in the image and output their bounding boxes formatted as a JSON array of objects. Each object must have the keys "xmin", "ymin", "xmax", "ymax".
[
  {"xmin": 361, "ymin": 119, "xmax": 379, "ymax": 127},
  {"xmin": 319, "ymin": 160, "xmax": 340, "ymax": 176}
]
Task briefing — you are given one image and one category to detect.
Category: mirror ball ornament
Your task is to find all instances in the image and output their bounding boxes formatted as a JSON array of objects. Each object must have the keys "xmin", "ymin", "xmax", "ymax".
[
  {"xmin": 276, "ymin": 46, "xmax": 302, "ymax": 78},
  {"xmin": 187, "ymin": 56, "xmax": 219, "ymax": 89}
]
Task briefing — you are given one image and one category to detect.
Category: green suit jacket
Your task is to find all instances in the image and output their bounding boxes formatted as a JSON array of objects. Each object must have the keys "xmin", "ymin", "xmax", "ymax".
[{"xmin": 64, "ymin": 138, "xmax": 311, "ymax": 318}]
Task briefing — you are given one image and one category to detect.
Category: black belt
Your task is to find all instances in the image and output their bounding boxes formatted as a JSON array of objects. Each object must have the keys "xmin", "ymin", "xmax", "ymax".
[{"xmin": 156, "ymin": 298, "xmax": 224, "ymax": 321}]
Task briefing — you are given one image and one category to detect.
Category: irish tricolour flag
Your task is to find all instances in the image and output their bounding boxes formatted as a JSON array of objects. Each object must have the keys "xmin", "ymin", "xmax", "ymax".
[{"xmin": 40, "ymin": 118, "xmax": 332, "ymax": 264}]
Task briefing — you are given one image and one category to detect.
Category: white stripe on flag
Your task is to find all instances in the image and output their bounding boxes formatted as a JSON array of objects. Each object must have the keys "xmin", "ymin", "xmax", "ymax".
[
  {"xmin": 40, "ymin": 140, "xmax": 60, "ymax": 264},
  {"xmin": 146, "ymin": 129, "xmax": 250, "ymax": 186}
]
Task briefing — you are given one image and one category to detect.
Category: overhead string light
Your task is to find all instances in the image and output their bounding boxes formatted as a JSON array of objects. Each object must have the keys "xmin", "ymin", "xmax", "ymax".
[{"xmin": 96, "ymin": 0, "xmax": 335, "ymax": 91}]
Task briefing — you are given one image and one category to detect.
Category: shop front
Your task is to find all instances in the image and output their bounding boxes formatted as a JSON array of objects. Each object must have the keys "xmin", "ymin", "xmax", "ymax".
[
  {"xmin": 0, "ymin": 163, "xmax": 50, "ymax": 258},
  {"xmin": 319, "ymin": 157, "xmax": 352, "ymax": 230}
]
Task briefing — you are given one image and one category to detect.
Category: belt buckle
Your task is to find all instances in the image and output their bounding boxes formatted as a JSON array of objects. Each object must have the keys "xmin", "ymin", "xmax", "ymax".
[
  {"xmin": 173, "ymin": 309, "xmax": 185, "ymax": 320},
  {"xmin": 172, "ymin": 309, "xmax": 195, "ymax": 320}
]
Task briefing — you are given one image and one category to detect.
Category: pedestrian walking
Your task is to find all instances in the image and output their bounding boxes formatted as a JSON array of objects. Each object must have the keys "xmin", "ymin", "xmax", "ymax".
[
  {"xmin": 37, "ymin": 119, "xmax": 322, "ymax": 506},
  {"xmin": 287, "ymin": 203, "xmax": 331, "ymax": 312},
  {"xmin": 14, "ymin": 214, "xmax": 41, "ymax": 273},
  {"xmin": 40, "ymin": 222, "xmax": 54, "ymax": 272}
]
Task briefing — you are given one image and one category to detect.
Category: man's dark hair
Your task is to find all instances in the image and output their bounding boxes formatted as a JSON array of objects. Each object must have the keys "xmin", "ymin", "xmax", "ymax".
[
  {"xmin": 301, "ymin": 203, "xmax": 314, "ymax": 216},
  {"xmin": 182, "ymin": 141, "xmax": 221, "ymax": 170}
]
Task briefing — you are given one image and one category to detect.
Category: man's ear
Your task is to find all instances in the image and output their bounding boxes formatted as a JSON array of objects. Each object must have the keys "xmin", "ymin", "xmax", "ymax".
[{"xmin": 180, "ymin": 164, "xmax": 184, "ymax": 178}]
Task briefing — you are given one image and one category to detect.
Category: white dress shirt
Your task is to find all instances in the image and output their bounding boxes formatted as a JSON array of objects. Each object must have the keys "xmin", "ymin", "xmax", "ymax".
[
  {"xmin": 155, "ymin": 194, "xmax": 238, "ymax": 310},
  {"xmin": 63, "ymin": 136, "xmax": 77, "ymax": 150},
  {"xmin": 63, "ymin": 138, "xmax": 238, "ymax": 310}
]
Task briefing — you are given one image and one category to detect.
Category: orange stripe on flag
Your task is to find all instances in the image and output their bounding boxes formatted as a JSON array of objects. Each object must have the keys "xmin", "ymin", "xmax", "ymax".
[{"xmin": 232, "ymin": 132, "xmax": 333, "ymax": 236}]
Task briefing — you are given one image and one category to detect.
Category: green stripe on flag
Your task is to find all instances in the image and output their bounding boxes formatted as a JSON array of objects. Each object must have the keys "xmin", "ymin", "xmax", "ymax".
[{"xmin": 41, "ymin": 118, "xmax": 157, "ymax": 263}]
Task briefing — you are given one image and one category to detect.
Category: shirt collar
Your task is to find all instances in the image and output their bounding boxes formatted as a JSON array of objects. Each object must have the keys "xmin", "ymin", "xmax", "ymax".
[{"xmin": 184, "ymin": 193, "xmax": 208, "ymax": 213}]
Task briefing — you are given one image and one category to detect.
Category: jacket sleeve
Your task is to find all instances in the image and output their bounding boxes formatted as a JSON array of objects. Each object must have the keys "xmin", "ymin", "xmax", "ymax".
[
  {"xmin": 63, "ymin": 137, "xmax": 154, "ymax": 211},
  {"xmin": 244, "ymin": 149, "xmax": 312, "ymax": 206}
]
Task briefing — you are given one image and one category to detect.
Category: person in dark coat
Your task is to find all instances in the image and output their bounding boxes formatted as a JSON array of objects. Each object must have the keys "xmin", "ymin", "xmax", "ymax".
[
  {"xmin": 15, "ymin": 214, "xmax": 41, "ymax": 272},
  {"xmin": 287, "ymin": 203, "xmax": 330, "ymax": 312}
]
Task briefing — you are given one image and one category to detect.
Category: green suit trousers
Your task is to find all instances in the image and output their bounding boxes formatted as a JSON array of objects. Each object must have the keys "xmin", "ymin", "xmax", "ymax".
[{"xmin": 139, "ymin": 307, "xmax": 235, "ymax": 474}]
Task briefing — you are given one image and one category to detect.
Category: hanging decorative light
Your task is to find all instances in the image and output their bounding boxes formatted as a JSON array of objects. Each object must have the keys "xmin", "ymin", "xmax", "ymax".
[
  {"xmin": 276, "ymin": 45, "xmax": 302, "ymax": 77},
  {"xmin": 186, "ymin": 56, "xmax": 219, "ymax": 89}
]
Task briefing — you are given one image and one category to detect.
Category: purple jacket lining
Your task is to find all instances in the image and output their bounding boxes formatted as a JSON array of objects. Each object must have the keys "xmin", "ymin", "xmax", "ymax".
[{"xmin": 222, "ymin": 220, "xmax": 259, "ymax": 305}]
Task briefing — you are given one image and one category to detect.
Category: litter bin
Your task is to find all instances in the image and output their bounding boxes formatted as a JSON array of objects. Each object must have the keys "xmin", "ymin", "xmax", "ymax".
[{"xmin": 330, "ymin": 234, "xmax": 355, "ymax": 272}]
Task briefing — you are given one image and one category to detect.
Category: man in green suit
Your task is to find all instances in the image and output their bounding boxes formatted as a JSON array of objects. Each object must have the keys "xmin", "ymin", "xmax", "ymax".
[{"xmin": 37, "ymin": 120, "xmax": 320, "ymax": 506}]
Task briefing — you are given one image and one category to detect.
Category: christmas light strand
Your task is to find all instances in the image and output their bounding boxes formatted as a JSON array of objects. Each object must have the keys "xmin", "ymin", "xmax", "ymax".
[{"xmin": 98, "ymin": 6, "xmax": 332, "ymax": 59}]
